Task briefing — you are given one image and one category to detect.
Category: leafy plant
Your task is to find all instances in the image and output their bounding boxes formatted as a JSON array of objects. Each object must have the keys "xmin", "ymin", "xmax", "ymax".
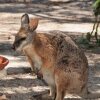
[{"xmin": 77, "ymin": 34, "xmax": 89, "ymax": 45}]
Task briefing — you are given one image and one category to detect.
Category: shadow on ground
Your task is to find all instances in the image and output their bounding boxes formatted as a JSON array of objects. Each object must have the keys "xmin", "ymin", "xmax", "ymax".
[{"xmin": 0, "ymin": 0, "xmax": 94, "ymax": 24}]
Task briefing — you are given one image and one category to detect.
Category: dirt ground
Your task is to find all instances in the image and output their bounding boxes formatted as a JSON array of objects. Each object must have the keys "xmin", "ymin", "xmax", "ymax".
[{"xmin": 0, "ymin": 0, "xmax": 100, "ymax": 100}]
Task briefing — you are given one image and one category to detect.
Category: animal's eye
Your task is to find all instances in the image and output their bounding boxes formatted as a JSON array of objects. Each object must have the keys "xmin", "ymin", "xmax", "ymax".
[
  {"xmin": 20, "ymin": 37, "xmax": 26, "ymax": 41},
  {"xmin": 14, "ymin": 37, "xmax": 26, "ymax": 48},
  {"xmin": 16, "ymin": 37, "xmax": 26, "ymax": 44}
]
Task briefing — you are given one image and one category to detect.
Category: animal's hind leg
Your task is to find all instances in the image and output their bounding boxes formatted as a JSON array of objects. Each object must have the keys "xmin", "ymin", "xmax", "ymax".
[
  {"xmin": 55, "ymin": 84, "xmax": 65, "ymax": 100},
  {"xmin": 55, "ymin": 74, "xmax": 66, "ymax": 100}
]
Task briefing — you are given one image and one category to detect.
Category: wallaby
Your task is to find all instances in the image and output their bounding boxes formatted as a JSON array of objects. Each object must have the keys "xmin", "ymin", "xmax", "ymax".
[{"xmin": 13, "ymin": 14, "xmax": 100, "ymax": 100}]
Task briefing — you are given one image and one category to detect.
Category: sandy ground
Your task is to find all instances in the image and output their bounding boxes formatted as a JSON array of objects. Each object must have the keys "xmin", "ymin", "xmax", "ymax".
[{"xmin": 0, "ymin": 1, "xmax": 100, "ymax": 100}]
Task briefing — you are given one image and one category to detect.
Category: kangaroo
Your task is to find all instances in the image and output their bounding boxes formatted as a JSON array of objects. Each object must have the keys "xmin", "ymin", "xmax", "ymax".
[{"xmin": 13, "ymin": 14, "xmax": 100, "ymax": 100}]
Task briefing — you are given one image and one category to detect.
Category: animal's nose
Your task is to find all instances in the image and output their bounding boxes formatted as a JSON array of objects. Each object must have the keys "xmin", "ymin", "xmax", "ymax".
[{"xmin": 12, "ymin": 44, "xmax": 16, "ymax": 50}]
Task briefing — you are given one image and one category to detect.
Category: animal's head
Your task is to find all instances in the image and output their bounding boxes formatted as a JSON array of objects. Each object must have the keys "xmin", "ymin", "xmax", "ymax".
[{"xmin": 12, "ymin": 14, "xmax": 39, "ymax": 52}]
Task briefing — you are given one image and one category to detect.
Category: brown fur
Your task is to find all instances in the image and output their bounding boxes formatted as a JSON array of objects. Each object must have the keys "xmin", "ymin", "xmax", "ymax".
[{"xmin": 13, "ymin": 14, "xmax": 100, "ymax": 100}]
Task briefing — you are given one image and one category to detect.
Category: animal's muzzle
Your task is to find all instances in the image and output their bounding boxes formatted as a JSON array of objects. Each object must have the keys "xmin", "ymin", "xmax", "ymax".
[{"xmin": 12, "ymin": 44, "xmax": 16, "ymax": 50}]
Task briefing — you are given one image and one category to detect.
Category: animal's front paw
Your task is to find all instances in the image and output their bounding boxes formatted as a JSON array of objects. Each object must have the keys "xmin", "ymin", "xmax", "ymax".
[{"xmin": 37, "ymin": 71, "xmax": 43, "ymax": 79}]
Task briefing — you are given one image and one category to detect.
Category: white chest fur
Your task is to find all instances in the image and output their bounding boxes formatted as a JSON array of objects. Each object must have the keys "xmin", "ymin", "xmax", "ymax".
[
  {"xmin": 42, "ymin": 69, "xmax": 55, "ymax": 86},
  {"xmin": 32, "ymin": 53, "xmax": 42, "ymax": 70},
  {"xmin": 23, "ymin": 44, "xmax": 42, "ymax": 70}
]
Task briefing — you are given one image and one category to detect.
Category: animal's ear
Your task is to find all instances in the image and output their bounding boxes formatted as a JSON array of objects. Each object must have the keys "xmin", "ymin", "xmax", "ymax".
[
  {"xmin": 21, "ymin": 13, "xmax": 29, "ymax": 29},
  {"xmin": 29, "ymin": 18, "xmax": 39, "ymax": 31}
]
